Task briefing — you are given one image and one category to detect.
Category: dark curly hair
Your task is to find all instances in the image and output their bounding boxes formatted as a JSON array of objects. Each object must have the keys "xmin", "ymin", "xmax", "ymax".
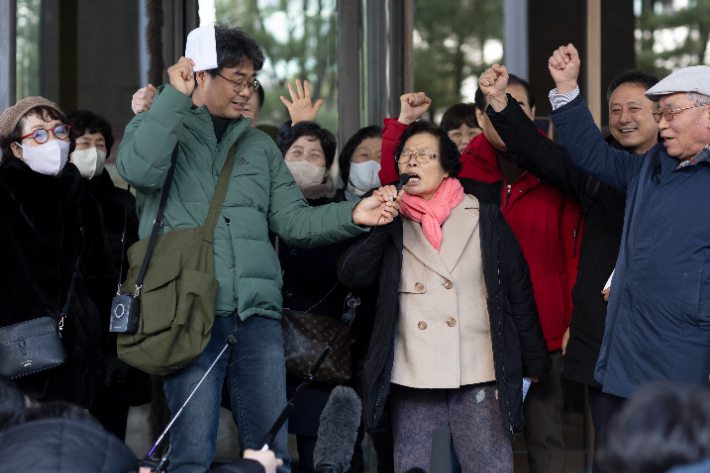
[
  {"xmin": 206, "ymin": 25, "xmax": 265, "ymax": 78},
  {"xmin": 393, "ymin": 121, "xmax": 463, "ymax": 178},
  {"xmin": 597, "ymin": 383, "xmax": 710, "ymax": 473},
  {"xmin": 279, "ymin": 121, "xmax": 337, "ymax": 170},
  {"xmin": 66, "ymin": 110, "xmax": 115, "ymax": 160},
  {"xmin": 440, "ymin": 103, "xmax": 479, "ymax": 134},
  {"xmin": 606, "ymin": 70, "xmax": 659, "ymax": 102},
  {"xmin": 339, "ymin": 125, "xmax": 382, "ymax": 185},
  {"xmin": 475, "ymin": 73, "xmax": 536, "ymax": 111},
  {"xmin": 0, "ymin": 106, "xmax": 73, "ymax": 166}
]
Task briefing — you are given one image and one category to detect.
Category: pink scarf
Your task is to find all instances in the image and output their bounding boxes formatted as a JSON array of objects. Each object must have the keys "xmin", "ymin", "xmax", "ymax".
[{"xmin": 399, "ymin": 177, "xmax": 465, "ymax": 252}]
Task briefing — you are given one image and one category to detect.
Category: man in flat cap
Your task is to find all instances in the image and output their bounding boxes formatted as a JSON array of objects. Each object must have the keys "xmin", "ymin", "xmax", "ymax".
[{"xmin": 543, "ymin": 44, "xmax": 710, "ymax": 406}]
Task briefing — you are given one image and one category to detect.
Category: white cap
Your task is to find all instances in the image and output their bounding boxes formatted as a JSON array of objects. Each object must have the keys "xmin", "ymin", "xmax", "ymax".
[{"xmin": 645, "ymin": 65, "xmax": 710, "ymax": 102}]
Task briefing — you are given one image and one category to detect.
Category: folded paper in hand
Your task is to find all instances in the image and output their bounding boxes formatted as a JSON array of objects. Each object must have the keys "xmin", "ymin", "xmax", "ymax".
[{"xmin": 185, "ymin": 23, "xmax": 218, "ymax": 72}]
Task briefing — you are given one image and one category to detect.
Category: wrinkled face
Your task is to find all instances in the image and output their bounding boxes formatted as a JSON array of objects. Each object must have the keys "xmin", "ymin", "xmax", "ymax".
[
  {"xmin": 397, "ymin": 132, "xmax": 449, "ymax": 201},
  {"xmin": 195, "ymin": 61, "xmax": 256, "ymax": 120},
  {"xmin": 74, "ymin": 131, "xmax": 106, "ymax": 152},
  {"xmin": 241, "ymin": 92, "xmax": 261, "ymax": 127},
  {"xmin": 657, "ymin": 92, "xmax": 710, "ymax": 161},
  {"xmin": 608, "ymin": 83, "xmax": 658, "ymax": 154},
  {"xmin": 476, "ymin": 84, "xmax": 535, "ymax": 152},
  {"xmin": 447, "ymin": 123, "xmax": 482, "ymax": 154},
  {"xmin": 351, "ymin": 137, "xmax": 382, "ymax": 164},
  {"xmin": 285, "ymin": 135, "xmax": 329, "ymax": 179},
  {"xmin": 11, "ymin": 112, "xmax": 69, "ymax": 159}
]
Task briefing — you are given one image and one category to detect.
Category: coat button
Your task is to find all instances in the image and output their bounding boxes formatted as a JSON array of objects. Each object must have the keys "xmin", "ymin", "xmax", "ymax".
[
  {"xmin": 290, "ymin": 248, "xmax": 297, "ymax": 256},
  {"xmin": 415, "ymin": 282, "xmax": 424, "ymax": 292},
  {"xmin": 446, "ymin": 318, "xmax": 457, "ymax": 327},
  {"xmin": 284, "ymin": 291, "xmax": 293, "ymax": 298},
  {"xmin": 443, "ymin": 280, "xmax": 454, "ymax": 289},
  {"xmin": 418, "ymin": 321, "xmax": 427, "ymax": 330}
]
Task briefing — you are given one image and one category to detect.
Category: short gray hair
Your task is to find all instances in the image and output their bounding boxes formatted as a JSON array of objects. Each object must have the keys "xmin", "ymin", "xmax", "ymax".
[{"xmin": 686, "ymin": 92, "xmax": 710, "ymax": 106}]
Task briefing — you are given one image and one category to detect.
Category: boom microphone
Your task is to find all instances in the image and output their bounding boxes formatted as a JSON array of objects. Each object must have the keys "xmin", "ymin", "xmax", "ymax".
[
  {"xmin": 396, "ymin": 173, "xmax": 411, "ymax": 194},
  {"xmin": 313, "ymin": 386, "xmax": 363, "ymax": 473}
]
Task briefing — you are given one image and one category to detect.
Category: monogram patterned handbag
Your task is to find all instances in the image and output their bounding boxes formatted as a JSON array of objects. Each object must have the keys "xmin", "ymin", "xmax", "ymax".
[{"xmin": 280, "ymin": 309, "xmax": 353, "ymax": 385}]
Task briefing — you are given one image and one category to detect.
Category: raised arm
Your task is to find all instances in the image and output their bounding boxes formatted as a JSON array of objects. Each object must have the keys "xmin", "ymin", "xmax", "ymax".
[
  {"xmin": 117, "ymin": 57, "xmax": 196, "ymax": 192},
  {"xmin": 378, "ymin": 92, "xmax": 432, "ymax": 185},
  {"xmin": 547, "ymin": 44, "xmax": 646, "ymax": 192},
  {"xmin": 480, "ymin": 65, "xmax": 589, "ymax": 202}
]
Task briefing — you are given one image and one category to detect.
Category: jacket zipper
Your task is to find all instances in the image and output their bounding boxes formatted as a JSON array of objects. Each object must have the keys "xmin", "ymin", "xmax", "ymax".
[
  {"xmin": 505, "ymin": 184, "xmax": 512, "ymax": 208},
  {"xmin": 495, "ymin": 221, "xmax": 514, "ymax": 437}
]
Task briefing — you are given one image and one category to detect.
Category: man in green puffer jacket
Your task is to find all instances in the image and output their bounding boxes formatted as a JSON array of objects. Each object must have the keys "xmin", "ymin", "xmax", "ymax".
[{"xmin": 117, "ymin": 26, "xmax": 399, "ymax": 473}]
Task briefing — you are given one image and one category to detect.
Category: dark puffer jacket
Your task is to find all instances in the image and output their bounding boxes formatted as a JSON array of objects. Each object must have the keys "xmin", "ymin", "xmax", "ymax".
[
  {"xmin": 0, "ymin": 161, "xmax": 101, "ymax": 407},
  {"xmin": 0, "ymin": 417, "xmax": 138, "ymax": 473},
  {"xmin": 337, "ymin": 178, "xmax": 551, "ymax": 436}
]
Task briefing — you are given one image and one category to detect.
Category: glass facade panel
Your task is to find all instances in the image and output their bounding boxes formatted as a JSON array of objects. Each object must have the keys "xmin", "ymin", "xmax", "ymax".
[
  {"xmin": 16, "ymin": 0, "xmax": 42, "ymax": 100},
  {"xmin": 214, "ymin": 0, "xmax": 338, "ymax": 135}
]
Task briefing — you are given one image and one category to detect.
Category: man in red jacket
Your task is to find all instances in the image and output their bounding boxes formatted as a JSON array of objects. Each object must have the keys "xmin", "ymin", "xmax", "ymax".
[{"xmin": 379, "ymin": 79, "xmax": 580, "ymax": 473}]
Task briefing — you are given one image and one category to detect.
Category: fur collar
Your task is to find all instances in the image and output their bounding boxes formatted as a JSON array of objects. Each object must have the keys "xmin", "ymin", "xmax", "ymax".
[{"xmin": 300, "ymin": 176, "xmax": 337, "ymax": 200}]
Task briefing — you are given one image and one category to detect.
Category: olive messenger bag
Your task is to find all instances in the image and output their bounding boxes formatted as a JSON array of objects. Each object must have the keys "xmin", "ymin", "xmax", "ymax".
[{"xmin": 116, "ymin": 142, "xmax": 236, "ymax": 376}]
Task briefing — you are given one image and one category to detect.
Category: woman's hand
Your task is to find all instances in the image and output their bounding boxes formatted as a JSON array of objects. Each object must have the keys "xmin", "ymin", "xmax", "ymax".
[
  {"xmin": 352, "ymin": 185, "xmax": 404, "ymax": 226},
  {"xmin": 398, "ymin": 92, "xmax": 432, "ymax": 125},
  {"xmin": 168, "ymin": 57, "xmax": 196, "ymax": 96},
  {"xmin": 280, "ymin": 79, "xmax": 323, "ymax": 125}
]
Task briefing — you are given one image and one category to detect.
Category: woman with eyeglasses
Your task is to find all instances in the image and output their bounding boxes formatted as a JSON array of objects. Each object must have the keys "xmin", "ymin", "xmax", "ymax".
[
  {"xmin": 338, "ymin": 121, "xmax": 551, "ymax": 473},
  {"xmin": 0, "ymin": 97, "xmax": 101, "ymax": 408}
]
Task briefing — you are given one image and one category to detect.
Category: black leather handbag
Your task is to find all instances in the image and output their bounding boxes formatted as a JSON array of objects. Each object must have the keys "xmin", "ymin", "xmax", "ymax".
[{"xmin": 0, "ymin": 229, "xmax": 84, "ymax": 379}]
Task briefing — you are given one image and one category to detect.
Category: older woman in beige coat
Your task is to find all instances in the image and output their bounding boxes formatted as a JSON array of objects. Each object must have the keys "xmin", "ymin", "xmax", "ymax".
[{"xmin": 338, "ymin": 121, "xmax": 550, "ymax": 473}]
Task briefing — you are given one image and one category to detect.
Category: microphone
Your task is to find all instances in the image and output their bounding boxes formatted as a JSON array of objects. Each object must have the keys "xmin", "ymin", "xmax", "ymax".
[
  {"xmin": 313, "ymin": 386, "xmax": 363, "ymax": 473},
  {"xmin": 396, "ymin": 173, "xmax": 410, "ymax": 194}
]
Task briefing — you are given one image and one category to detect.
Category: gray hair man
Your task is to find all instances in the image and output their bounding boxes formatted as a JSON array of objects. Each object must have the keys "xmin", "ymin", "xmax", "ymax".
[{"xmin": 545, "ymin": 43, "xmax": 710, "ymax": 410}]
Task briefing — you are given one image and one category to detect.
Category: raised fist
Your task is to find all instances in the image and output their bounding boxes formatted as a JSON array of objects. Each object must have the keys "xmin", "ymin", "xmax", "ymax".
[
  {"xmin": 479, "ymin": 64, "xmax": 509, "ymax": 99},
  {"xmin": 132, "ymin": 84, "xmax": 157, "ymax": 115},
  {"xmin": 548, "ymin": 43, "xmax": 581, "ymax": 94},
  {"xmin": 398, "ymin": 92, "xmax": 432, "ymax": 125},
  {"xmin": 168, "ymin": 57, "xmax": 196, "ymax": 97}
]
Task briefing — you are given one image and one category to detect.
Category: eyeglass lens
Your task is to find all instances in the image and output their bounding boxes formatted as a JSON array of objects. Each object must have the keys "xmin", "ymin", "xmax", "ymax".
[{"xmin": 33, "ymin": 125, "xmax": 70, "ymax": 143}]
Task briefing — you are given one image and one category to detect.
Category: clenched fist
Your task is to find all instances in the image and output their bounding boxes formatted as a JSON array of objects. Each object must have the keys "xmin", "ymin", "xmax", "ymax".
[
  {"xmin": 398, "ymin": 92, "xmax": 432, "ymax": 125},
  {"xmin": 479, "ymin": 64, "xmax": 510, "ymax": 112},
  {"xmin": 132, "ymin": 84, "xmax": 157, "ymax": 115},
  {"xmin": 168, "ymin": 57, "xmax": 196, "ymax": 97},
  {"xmin": 548, "ymin": 43, "xmax": 581, "ymax": 94}
]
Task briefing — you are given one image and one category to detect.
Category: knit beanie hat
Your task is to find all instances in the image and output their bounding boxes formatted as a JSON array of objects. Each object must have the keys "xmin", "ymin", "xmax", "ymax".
[{"xmin": 0, "ymin": 96, "xmax": 63, "ymax": 141}]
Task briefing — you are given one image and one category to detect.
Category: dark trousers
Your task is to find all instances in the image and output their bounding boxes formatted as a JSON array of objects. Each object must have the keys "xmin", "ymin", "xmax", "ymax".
[
  {"xmin": 390, "ymin": 383, "xmax": 513, "ymax": 473},
  {"xmin": 588, "ymin": 385, "xmax": 626, "ymax": 473},
  {"xmin": 523, "ymin": 350, "xmax": 565, "ymax": 473}
]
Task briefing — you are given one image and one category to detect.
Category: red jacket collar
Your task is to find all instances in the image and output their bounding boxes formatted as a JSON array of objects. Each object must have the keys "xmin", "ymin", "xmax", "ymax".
[{"xmin": 463, "ymin": 133, "xmax": 542, "ymax": 188}]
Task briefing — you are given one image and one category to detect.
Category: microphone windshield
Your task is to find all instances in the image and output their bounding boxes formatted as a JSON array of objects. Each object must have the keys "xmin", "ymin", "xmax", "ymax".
[
  {"xmin": 398, "ymin": 173, "xmax": 411, "ymax": 187},
  {"xmin": 313, "ymin": 386, "xmax": 363, "ymax": 473}
]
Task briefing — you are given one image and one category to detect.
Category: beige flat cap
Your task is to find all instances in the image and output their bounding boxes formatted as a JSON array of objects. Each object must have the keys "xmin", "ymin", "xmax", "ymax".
[{"xmin": 0, "ymin": 96, "xmax": 63, "ymax": 141}]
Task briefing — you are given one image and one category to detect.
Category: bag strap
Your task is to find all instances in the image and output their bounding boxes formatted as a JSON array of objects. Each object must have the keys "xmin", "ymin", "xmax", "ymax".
[
  {"xmin": 58, "ymin": 226, "xmax": 85, "ymax": 335},
  {"xmin": 203, "ymin": 142, "xmax": 238, "ymax": 242},
  {"xmin": 116, "ymin": 185, "xmax": 131, "ymax": 295},
  {"xmin": 133, "ymin": 145, "xmax": 180, "ymax": 297}
]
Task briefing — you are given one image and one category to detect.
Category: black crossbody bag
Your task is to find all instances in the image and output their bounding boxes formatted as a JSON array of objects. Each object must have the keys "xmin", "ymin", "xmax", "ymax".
[{"xmin": 0, "ymin": 228, "xmax": 85, "ymax": 379}]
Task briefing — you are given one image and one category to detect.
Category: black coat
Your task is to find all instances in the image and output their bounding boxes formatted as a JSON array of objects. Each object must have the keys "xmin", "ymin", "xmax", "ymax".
[
  {"xmin": 337, "ymin": 178, "xmax": 551, "ymax": 435},
  {"xmin": 280, "ymin": 188, "xmax": 354, "ymax": 437},
  {"xmin": 0, "ymin": 161, "xmax": 101, "ymax": 407},
  {"xmin": 486, "ymin": 97, "xmax": 626, "ymax": 387},
  {"xmin": 0, "ymin": 418, "xmax": 138, "ymax": 473},
  {"xmin": 83, "ymin": 170, "xmax": 150, "ymax": 406}
]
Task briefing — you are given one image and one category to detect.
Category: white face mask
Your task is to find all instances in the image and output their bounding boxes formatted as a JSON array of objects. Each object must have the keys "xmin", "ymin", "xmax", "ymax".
[
  {"xmin": 72, "ymin": 147, "xmax": 107, "ymax": 180},
  {"xmin": 285, "ymin": 160, "xmax": 327, "ymax": 192},
  {"xmin": 16, "ymin": 139, "xmax": 70, "ymax": 176},
  {"xmin": 348, "ymin": 160, "xmax": 381, "ymax": 193}
]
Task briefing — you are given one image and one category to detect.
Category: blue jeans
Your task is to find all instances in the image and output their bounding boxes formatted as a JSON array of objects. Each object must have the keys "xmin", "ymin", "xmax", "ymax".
[{"xmin": 163, "ymin": 314, "xmax": 291, "ymax": 473}]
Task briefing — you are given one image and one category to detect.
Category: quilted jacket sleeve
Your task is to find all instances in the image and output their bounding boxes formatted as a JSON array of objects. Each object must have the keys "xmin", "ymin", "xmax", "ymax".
[
  {"xmin": 116, "ymin": 85, "xmax": 193, "ymax": 192},
  {"xmin": 266, "ymin": 142, "xmax": 369, "ymax": 248}
]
